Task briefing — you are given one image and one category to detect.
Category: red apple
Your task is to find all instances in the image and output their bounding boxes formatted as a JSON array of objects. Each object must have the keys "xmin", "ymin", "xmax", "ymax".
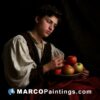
[
  {"xmin": 66, "ymin": 55, "xmax": 77, "ymax": 65},
  {"xmin": 74, "ymin": 62, "xmax": 84, "ymax": 73},
  {"xmin": 54, "ymin": 68, "xmax": 62, "ymax": 75},
  {"xmin": 62, "ymin": 64, "xmax": 75, "ymax": 75}
]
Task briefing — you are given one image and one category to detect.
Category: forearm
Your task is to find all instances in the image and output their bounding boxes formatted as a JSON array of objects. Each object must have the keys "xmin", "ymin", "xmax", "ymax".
[{"xmin": 43, "ymin": 64, "xmax": 51, "ymax": 73}]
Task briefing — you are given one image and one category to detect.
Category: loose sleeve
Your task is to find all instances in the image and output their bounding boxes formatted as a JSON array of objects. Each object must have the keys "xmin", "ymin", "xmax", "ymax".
[
  {"xmin": 3, "ymin": 35, "xmax": 37, "ymax": 88},
  {"xmin": 51, "ymin": 44, "xmax": 65, "ymax": 60}
]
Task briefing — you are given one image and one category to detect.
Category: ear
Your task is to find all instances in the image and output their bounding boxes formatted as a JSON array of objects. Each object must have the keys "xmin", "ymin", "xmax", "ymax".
[{"xmin": 35, "ymin": 16, "xmax": 39, "ymax": 24}]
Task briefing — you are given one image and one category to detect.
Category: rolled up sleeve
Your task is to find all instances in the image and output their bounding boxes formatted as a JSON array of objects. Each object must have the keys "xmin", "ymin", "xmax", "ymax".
[{"xmin": 51, "ymin": 44, "xmax": 65, "ymax": 60}]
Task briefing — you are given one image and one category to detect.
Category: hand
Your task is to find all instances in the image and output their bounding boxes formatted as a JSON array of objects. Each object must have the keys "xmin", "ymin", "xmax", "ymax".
[
  {"xmin": 81, "ymin": 69, "xmax": 89, "ymax": 79},
  {"xmin": 43, "ymin": 57, "xmax": 64, "ymax": 73}
]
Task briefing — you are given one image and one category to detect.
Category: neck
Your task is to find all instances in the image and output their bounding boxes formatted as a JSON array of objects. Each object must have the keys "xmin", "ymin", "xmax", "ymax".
[{"xmin": 30, "ymin": 29, "xmax": 43, "ymax": 43}]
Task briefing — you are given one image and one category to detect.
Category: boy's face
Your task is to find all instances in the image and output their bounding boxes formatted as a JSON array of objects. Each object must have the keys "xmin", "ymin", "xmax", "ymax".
[{"xmin": 35, "ymin": 15, "xmax": 58, "ymax": 38}]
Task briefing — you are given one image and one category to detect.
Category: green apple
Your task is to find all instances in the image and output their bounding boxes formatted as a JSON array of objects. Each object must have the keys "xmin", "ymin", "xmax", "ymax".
[{"xmin": 74, "ymin": 62, "xmax": 84, "ymax": 73}]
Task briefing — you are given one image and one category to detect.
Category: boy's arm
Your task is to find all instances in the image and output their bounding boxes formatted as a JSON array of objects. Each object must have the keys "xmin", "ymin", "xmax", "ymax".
[
  {"xmin": 51, "ymin": 44, "xmax": 64, "ymax": 60},
  {"xmin": 3, "ymin": 35, "xmax": 38, "ymax": 88}
]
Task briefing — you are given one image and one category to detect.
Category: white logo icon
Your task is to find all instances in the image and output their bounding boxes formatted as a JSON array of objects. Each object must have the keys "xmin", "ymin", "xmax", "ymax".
[{"xmin": 8, "ymin": 88, "xmax": 15, "ymax": 95}]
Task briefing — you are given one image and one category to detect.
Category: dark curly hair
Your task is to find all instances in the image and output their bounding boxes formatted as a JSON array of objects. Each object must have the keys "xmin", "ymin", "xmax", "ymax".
[
  {"xmin": 28, "ymin": 4, "xmax": 62, "ymax": 30},
  {"xmin": 35, "ymin": 4, "xmax": 62, "ymax": 20}
]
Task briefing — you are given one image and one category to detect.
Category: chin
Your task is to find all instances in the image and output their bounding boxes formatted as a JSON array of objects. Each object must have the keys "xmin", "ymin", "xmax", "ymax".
[{"xmin": 43, "ymin": 34, "xmax": 50, "ymax": 37}]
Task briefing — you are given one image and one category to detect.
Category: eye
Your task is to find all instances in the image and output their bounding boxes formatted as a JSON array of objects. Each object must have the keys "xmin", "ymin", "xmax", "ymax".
[
  {"xmin": 54, "ymin": 24, "xmax": 57, "ymax": 28},
  {"xmin": 46, "ymin": 19, "xmax": 52, "ymax": 24}
]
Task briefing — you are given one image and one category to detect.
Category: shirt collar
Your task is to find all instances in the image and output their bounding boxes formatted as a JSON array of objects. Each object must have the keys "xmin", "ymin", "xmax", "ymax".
[{"xmin": 27, "ymin": 31, "xmax": 47, "ymax": 45}]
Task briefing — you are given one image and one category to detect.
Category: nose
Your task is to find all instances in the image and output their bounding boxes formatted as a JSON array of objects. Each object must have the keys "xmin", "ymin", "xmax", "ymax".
[{"xmin": 49, "ymin": 25, "xmax": 54, "ymax": 32}]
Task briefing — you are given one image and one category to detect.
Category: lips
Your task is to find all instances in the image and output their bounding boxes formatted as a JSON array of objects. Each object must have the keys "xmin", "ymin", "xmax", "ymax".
[{"xmin": 45, "ymin": 31, "xmax": 51, "ymax": 35}]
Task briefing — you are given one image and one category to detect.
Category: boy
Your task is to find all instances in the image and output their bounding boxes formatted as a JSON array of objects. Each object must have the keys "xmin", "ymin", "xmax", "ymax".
[
  {"xmin": 2, "ymin": 4, "xmax": 89, "ymax": 89},
  {"xmin": 2, "ymin": 5, "xmax": 65, "ymax": 88}
]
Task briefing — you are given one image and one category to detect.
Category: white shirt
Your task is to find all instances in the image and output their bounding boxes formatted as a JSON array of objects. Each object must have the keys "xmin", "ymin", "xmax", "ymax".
[{"xmin": 2, "ymin": 34, "xmax": 64, "ymax": 88}]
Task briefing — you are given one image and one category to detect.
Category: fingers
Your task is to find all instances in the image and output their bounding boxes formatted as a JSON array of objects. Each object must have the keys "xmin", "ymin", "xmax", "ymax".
[
  {"xmin": 50, "ymin": 57, "xmax": 64, "ymax": 69},
  {"xmin": 82, "ymin": 70, "xmax": 89, "ymax": 75},
  {"xmin": 53, "ymin": 57, "xmax": 64, "ymax": 63},
  {"xmin": 46, "ymin": 57, "xmax": 64, "ymax": 70},
  {"xmin": 53, "ymin": 58, "xmax": 64, "ymax": 67},
  {"xmin": 81, "ymin": 70, "xmax": 89, "ymax": 79},
  {"xmin": 56, "ymin": 63, "xmax": 64, "ymax": 68}
]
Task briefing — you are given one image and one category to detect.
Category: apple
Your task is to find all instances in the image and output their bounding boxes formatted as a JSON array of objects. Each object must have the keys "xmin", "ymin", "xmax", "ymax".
[
  {"xmin": 62, "ymin": 64, "xmax": 75, "ymax": 75},
  {"xmin": 66, "ymin": 55, "xmax": 77, "ymax": 65},
  {"xmin": 54, "ymin": 68, "xmax": 62, "ymax": 75},
  {"xmin": 74, "ymin": 62, "xmax": 84, "ymax": 73}
]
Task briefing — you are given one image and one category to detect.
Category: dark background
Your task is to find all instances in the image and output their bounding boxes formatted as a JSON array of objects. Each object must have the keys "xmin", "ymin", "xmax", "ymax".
[{"xmin": 1, "ymin": 0, "xmax": 100, "ymax": 76}]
